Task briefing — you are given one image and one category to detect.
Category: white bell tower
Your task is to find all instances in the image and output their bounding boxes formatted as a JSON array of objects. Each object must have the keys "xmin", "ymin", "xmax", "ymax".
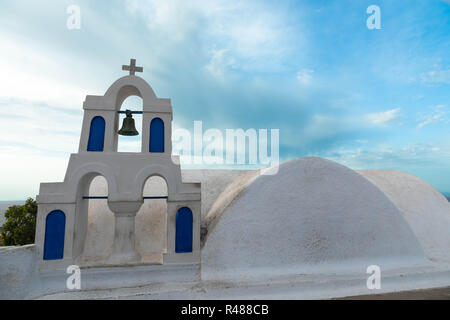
[{"xmin": 35, "ymin": 59, "xmax": 201, "ymax": 270}]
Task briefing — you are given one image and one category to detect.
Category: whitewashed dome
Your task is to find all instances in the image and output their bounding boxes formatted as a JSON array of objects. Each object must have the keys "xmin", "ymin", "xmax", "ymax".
[
  {"xmin": 358, "ymin": 170, "xmax": 450, "ymax": 263},
  {"xmin": 201, "ymin": 157, "xmax": 430, "ymax": 280}
]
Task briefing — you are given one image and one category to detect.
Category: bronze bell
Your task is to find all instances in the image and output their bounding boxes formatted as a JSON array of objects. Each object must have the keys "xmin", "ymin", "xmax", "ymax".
[{"xmin": 118, "ymin": 110, "xmax": 139, "ymax": 136}]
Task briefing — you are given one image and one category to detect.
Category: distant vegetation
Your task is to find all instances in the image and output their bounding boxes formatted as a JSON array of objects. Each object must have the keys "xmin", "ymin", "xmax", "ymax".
[{"xmin": 0, "ymin": 198, "xmax": 36, "ymax": 246}]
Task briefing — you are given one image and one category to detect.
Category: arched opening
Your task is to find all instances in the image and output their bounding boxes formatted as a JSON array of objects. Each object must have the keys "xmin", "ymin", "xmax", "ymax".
[
  {"xmin": 176, "ymin": 207, "xmax": 193, "ymax": 253},
  {"xmin": 87, "ymin": 116, "xmax": 105, "ymax": 151},
  {"xmin": 73, "ymin": 174, "xmax": 113, "ymax": 266},
  {"xmin": 150, "ymin": 118, "xmax": 165, "ymax": 153},
  {"xmin": 135, "ymin": 175, "xmax": 168, "ymax": 264},
  {"xmin": 43, "ymin": 210, "xmax": 66, "ymax": 260},
  {"xmin": 117, "ymin": 96, "xmax": 142, "ymax": 153}
]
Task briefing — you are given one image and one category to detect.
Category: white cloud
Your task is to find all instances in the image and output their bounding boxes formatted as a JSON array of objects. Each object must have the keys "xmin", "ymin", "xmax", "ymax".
[
  {"xmin": 205, "ymin": 49, "xmax": 237, "ymax": 80},
  {"xmin": 417, "ymin": 105, "xmax": 448, "ymax": 128},
  {"xmin": 0, "ymin": 146, "xmax": 69, "ymax": 200},
  {"xmin": 117, "ymin": 140, "xmax": 142, "ymax": 153},
  {"xmin": 419, "ymin": 68, "xmax": 450, "ymax": 84},
  {"xmin": 124, "ymin": 0, "xmax": 303, "ymax": 74},
  {"xmin": 417, "ymin": 114, "xmax": 444, "ymax": 128},
  {"xmin": 296, "ymin": 69, "xmax": 314, "ymax": 85},
  {"xmin": 366, "ymin": 108, "xmax": 401, "ymax": 125},
  {"xmin": 321, "ymin": 142, "xmax": 450, "ymax": 170},
  {"xmin": 0, "ymin": 99, "xmax": 81, "ymax": 153},
  {"xmin": 0, "ymin": 34, "xmax": 94, "ymax": 109}
]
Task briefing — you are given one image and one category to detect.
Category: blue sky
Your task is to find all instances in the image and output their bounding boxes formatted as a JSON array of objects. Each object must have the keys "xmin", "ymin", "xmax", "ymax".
[{"xmin": 0, "ymin": 0, "xmax": 449, "ymax": 200}]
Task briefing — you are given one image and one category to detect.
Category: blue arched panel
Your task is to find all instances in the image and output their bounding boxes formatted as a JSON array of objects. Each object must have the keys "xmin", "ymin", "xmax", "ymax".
[
  {"xmin": 175, "ymin": 207, "xmax": 193, "ymax": 253},
  {"xmin": 150, "ymin": 118, "xmax": 164, "ymax": 153},
  {"xmin": 43, "ymin": 210, "xmax": 66, "ymax": 260},
  {"xmin": 87, "ymin": 116, "xmax": 105, "ymax": 151}
]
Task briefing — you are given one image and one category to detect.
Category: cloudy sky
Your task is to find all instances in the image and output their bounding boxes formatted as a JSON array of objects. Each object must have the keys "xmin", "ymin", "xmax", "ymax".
[{"xmin": 0, "ymin": 0, "xmax": 449, "ymax": 200}]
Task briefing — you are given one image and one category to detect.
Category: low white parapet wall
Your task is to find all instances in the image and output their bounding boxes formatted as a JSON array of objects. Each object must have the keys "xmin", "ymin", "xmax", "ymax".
[
  {"xmin": 0, "ymin": 244, "xmax": 37, "ymax": 299},
  {"xmin": 0, "ymin": 243, "xmax": 200, "ymax": 299}
]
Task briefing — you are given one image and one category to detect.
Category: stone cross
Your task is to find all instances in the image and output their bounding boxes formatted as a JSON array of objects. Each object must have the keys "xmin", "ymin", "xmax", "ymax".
[{"xmin": 122, "ymin": 59, "xmax": 143, "ymax": 76}]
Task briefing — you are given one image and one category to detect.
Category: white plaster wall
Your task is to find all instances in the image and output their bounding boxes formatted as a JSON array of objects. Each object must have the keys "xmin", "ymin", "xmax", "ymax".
[
  {"xmin": 79, "ymin": 170, "xmax": 252, "ymax": 266},
  {"xmin": 77, "ymin": 176, "xmax": 168, "ymax": 266},
  {"xmin": 136, "ymin": 176, "xmax": 167, "ymax": 264},
  {"xmin": 76, "ymin": 177, "xmax": 114, "ymax": 266},
  {"xmin": 3, "ymin": 161, "xmax": 450, "ymax": 299},
  {"xmin": 358, "ymin": 170, "xmax": 450, "ymax": 263},
  {"xmin": 181, "ymin": 170, "xmax": 255, "ymax": 219},
  {"xmin": 202, "ymin": 157, "xmax": 429, "ymax": 281},
  {"xmin": 0, "ymin": 245, "xmax": 36, "ymax": 299},
  {"xmin": 200, "ymin": 170, "xmax": 261, "ymax": 245}
]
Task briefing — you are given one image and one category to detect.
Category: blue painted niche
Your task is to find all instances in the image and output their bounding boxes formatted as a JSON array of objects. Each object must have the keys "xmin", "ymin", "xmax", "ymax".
[
  {"xmin": 87, "ymin": 116, "xmax": 106, "ymax": 151},
  {"xmin": 149, "ymin": 117, "xmax": 164, "ymax": 153},
  {"xmin": 175, "ymin": 207, "xmax": 193, "ymax": 253},
  {"xmin": 43, "ymin": 210, "xmax": 66, "ymax": 260}
]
